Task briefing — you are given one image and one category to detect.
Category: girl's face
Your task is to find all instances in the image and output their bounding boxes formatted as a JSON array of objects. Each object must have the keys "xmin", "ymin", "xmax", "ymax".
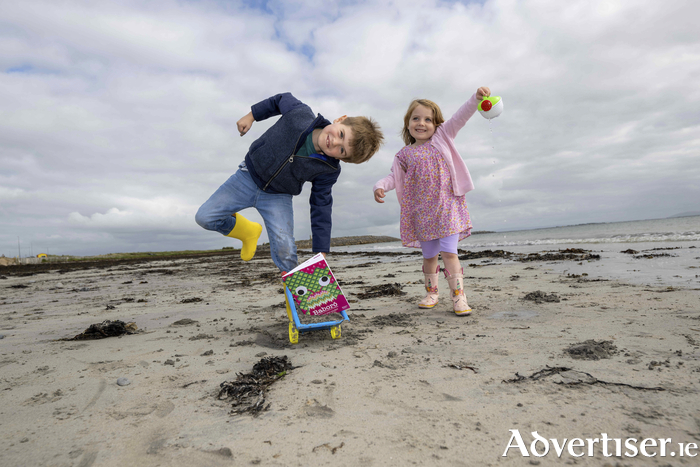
[{"xmin": 408, "ymin": 105, "xmax": 435, "ymax": 145}]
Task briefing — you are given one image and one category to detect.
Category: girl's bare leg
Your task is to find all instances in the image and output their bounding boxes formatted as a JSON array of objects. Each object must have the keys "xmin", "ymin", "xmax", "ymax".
[
  {"xmin": 441, "ymin": 252, "xmax": 461, "ymax": 276},
  {"xmin": 423, "ymin": 255, "xmax": 439, "ymax": 273}
]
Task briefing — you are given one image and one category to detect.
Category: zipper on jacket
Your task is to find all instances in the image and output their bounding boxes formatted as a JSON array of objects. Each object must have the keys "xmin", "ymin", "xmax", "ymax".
[
  {"xmin": 262, "ymin": 125, "xmax": 306, "ymax": 191},
  {"xmin": 263, "ymin": 152, "xmax": 338, "ymax": 191},
  {"xmin": 304, "ymin": 154, "xmax": 338, "ymax": 169}
]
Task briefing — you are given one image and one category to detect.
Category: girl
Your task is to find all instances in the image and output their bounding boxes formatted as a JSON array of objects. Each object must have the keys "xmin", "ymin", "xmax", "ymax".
[{"xmin": 373, "ymin": 87, "xmax": 490, "ymax": 315}]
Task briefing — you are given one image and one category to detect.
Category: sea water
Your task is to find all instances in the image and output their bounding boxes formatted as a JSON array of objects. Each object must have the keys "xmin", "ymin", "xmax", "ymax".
[{"xmin": 335, "ymin": 216, "xmax": 700, "ymax": 289}]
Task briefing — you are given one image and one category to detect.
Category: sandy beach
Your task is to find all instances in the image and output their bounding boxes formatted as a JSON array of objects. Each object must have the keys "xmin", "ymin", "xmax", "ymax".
[{"xmin": 1, "ymin": 246, "xmax": 699, "ymax": 466}]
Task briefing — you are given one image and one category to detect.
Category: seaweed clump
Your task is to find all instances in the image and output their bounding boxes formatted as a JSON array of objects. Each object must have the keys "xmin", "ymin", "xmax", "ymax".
[
  {"xmin": 64, "ymin": 320, "xmax": 138, "ymax": 340},
  {"xmin": 522, "ymin": 291, "xmax": 561, "ymax": 304},
  {"xmin": 564, "ymin": 340, "xmax": 618, "ymax": 360},
  {"xmin": 218, "ymin": 356, "xmax": 293, "ymax": 416}
]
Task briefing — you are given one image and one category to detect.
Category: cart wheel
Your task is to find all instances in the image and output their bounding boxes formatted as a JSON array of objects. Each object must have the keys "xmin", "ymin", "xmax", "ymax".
[
  {"xmin": 289, "ymin": 322, "xmax": 299, "ymax": 344},
  {"xmin": 330, "ymin": 325, "xmax": 341, "ymax": 339},
  {"xmin": 285, "ymin": 298, "xmax": 294, "ymax": 322}
]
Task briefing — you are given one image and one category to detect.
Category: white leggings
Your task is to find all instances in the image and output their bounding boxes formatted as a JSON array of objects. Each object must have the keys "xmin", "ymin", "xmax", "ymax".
[{"xmin": 420, "ymin": 233, "xmax": 459, "ymax": 259}]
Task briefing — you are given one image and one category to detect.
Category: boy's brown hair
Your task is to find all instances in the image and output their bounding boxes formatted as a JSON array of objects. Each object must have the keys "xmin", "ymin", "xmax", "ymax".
[
  {"xmin": 401, "ymin": 99, "xmax": 445, "ymax": 146},
  {"xmin": 343, "ymin": 116, "xmax": 384, "ymax": 164}
]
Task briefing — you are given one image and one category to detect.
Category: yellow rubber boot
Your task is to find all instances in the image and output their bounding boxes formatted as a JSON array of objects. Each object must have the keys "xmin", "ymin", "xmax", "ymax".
[{"xmin": 226, "ymin": 213, "xmax": 262, "ymax": 261}]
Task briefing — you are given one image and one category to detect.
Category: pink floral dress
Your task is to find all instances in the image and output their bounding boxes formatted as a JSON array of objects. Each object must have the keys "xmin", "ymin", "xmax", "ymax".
[{"xmin": 396, "ymin": 142, "xmax": 472, "ymax": 248}]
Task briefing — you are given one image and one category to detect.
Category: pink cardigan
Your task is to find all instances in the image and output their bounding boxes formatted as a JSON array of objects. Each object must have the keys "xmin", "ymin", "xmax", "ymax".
[{"xmin": 373, "ymin": 93, "xmax": 478, "ymax": 204}]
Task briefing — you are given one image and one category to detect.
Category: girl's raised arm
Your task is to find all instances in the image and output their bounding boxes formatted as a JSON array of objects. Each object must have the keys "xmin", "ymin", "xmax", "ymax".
[{"xmin": 438, "ymin": 93, "xmax": 479, "ymax": 140}]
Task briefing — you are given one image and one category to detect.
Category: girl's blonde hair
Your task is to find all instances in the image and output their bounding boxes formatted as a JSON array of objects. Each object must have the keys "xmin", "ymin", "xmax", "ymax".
[{"xmin": 401, "ymin": 99, "xmax": 445, "ymax": 146}]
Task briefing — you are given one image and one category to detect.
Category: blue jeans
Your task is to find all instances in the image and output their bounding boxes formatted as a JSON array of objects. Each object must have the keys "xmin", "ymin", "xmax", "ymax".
[{"xmin": 195, "ymin": 168, "xmax": 297, "ymax": 272}]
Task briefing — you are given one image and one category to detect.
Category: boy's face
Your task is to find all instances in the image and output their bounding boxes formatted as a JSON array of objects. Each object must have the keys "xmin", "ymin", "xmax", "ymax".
[{"xmin": 315, "ymin": 116, "xmax": 353, "ymax": 160}]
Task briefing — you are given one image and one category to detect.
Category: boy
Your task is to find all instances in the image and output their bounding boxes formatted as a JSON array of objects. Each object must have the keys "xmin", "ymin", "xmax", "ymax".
[{"xmin": 195, "ymin": 92, "xmax": 384, "ymax": 272}]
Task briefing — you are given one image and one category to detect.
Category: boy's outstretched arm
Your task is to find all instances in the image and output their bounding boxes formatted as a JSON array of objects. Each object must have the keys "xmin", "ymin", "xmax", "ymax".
[
  {"xmin": 237, "ymin": 112, "xmax": 255, "ymax": 136},
  {"xmin": 236, "ymin": 93, "xmax": 306, "ymax": 137}
]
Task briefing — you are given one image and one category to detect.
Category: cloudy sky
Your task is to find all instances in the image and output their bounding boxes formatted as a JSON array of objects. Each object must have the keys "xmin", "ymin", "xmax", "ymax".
[{"xmin": 1, "ymin": 0, "xmax": 698, "ymax": 257}]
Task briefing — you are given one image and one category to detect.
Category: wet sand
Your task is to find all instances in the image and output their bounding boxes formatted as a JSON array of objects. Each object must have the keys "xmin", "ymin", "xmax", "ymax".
[{"xmin": 1, "ymin": 248, "xmax": 699, "ymax": 466}]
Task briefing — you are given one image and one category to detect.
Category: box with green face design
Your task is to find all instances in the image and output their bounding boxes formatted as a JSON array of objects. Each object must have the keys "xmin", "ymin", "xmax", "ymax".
[{"xmin": 282, "ymin": 253, "xmax": 350, "ymax": 316}]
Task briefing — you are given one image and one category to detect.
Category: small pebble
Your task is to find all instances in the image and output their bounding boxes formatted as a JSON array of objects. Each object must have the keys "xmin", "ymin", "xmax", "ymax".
[
  {"xmin": 255, "ymin": 352, "xmax": 268, "ymax": 357},
  {"xmin": 117, "ymin": 377, "xmax": 131, "ymax": 386},
  {"xmin": 0, "ymin": 335, "xmax": 5, "ymax": 339}
]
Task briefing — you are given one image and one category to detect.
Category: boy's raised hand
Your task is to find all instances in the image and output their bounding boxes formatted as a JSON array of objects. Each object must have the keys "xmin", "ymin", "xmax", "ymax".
[
  {"xmin": 374, "ymin": 188, "xmax": 385, "ymax": 203},
  {"xmin": 476, "ymin": 87, "xmax": 491, "ymax": 100},
  {"xmin": 237, "ymin": 112, "xmax": 255, "ymax": 136}
]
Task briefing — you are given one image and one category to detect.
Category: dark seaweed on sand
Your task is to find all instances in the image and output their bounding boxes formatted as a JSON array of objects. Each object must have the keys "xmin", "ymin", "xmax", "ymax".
[
  {"xmin": 63, "ymin": 320, "xmax": 138, "ymax": 340},
  {"xmin": 457, "ymin": 248, "xmax": 600, "ymax": 262},
  {"xmin": 458, "ymin": 249, "xmax": 514, "ymax": 260},
  {"xmin": 522, "ymin": 290, "xmax": 561, "ymax": 303},
  {"xmin": 516, "ymin": 249, "xmax": 601, "ymax": 262},
  {"xmin": 356, "ymin": 283, "xmax": 406, "ymax": 299},
  {"xmin": 503, "ymin": 366, "xmax": 664, "ymax": 391},
  {"xmin": 564, "ymin": 340, "xmax": 618, "ymax": 360},
  {"xmin": 218, "ymin": 356, "xmax": 293, "ymax": 416}
]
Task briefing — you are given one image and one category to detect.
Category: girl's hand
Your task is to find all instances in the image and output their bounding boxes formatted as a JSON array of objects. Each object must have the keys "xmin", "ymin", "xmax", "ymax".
[
  {"xmin": 236, "ymin": 112, "xmax": 255, "ymax": 136},
  {"xmin": 476, "ymin": 87, "xmax": 491, "ymax": 100},
  {"xmin": 374, "ymin": 188, "xmax": 386, "ymax": 203}
]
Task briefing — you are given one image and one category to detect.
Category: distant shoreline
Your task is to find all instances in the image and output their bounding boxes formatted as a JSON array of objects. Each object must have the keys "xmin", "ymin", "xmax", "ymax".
[
  {"xmin": 3, "ymin": 234, "xmax": 502, "ymax": 267},
  {"xmin": 292, "ymin": 235, "xmax": 400, "ymax": 249},
  {"xmin": 280, "ymin": 232, "xmax": 495, "ymax": 249}
]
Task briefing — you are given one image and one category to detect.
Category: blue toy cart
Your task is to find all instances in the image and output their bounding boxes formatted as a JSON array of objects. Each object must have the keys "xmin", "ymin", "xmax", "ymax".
[{"xmin": 284, "ymin": 286, "xmax": 349, "ymax": 344}]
